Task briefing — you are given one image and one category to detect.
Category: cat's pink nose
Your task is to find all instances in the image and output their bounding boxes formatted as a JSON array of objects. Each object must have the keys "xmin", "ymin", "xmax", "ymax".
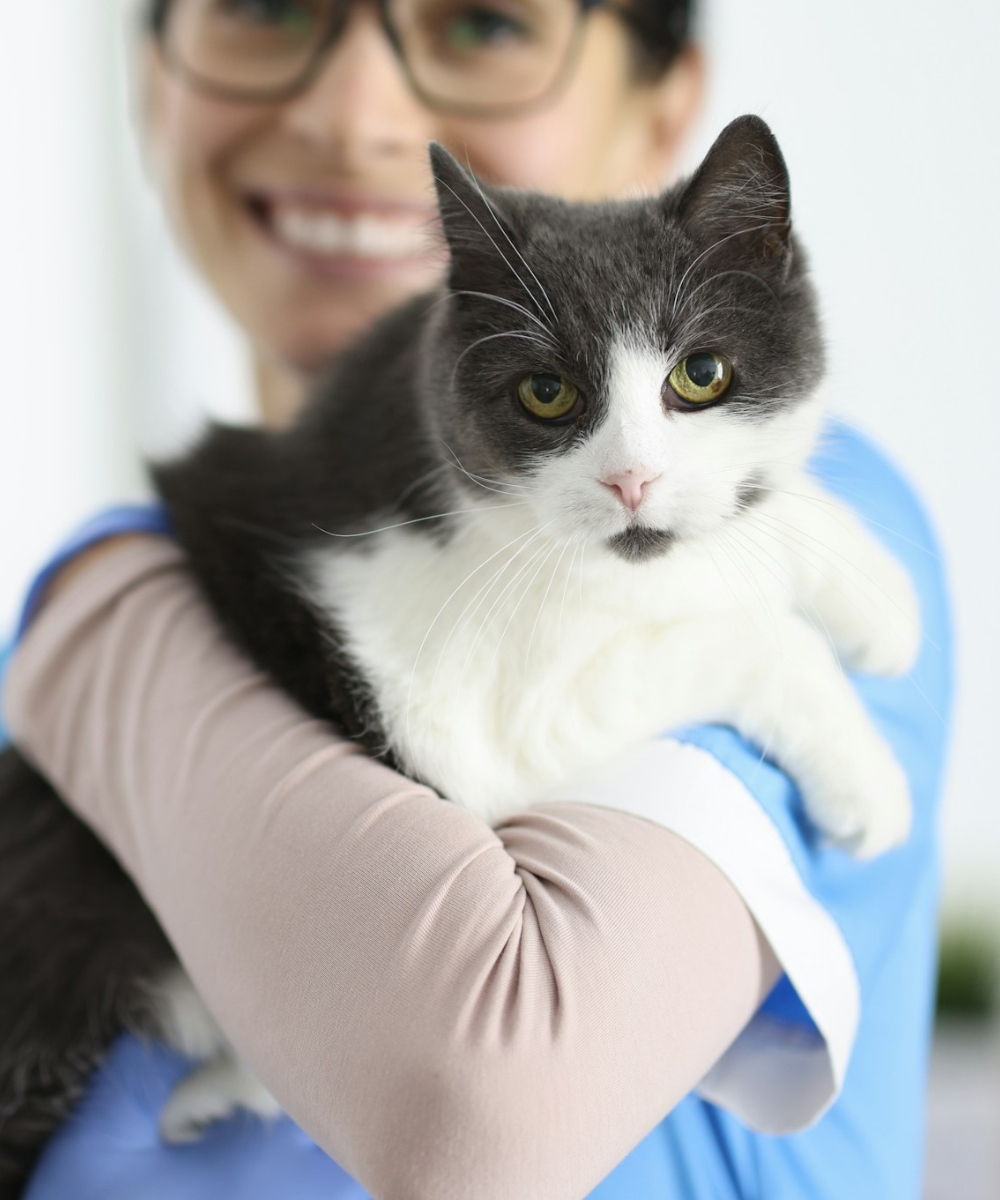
[{"xmin": 601, "ymin": 469, "xmax": 661, "ymax": 513}]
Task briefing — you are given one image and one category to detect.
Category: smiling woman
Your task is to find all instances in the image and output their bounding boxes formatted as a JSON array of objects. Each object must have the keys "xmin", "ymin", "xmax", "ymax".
[{"xmin": 139, "ymin": 0, "xmax": 702, "ymax": 420}]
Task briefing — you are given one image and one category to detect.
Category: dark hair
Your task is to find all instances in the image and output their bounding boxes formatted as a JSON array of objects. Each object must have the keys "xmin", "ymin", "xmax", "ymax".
[
  {"xmin": 148, "ymin": 0, "xmax": 169, "ymax": 32},
  {"xmin": 623, "ymin": 0, "xmax": 692, "ymax": 77},
  {"xmin": 147, "ymin": 0, "xmax": 693, "ymax": 78}
]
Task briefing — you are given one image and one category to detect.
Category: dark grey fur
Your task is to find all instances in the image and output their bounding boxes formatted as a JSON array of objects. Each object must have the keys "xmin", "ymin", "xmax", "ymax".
[{"xmin": 0, "ymin": 116, "xmax": 823, "ymax": 1193}]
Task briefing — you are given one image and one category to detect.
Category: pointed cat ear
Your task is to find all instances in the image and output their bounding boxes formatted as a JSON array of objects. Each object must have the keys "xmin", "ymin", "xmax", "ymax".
[
  {"xmin": 677, "ymin": 115, "xmax": 792, "ymax": 266},
  {"xmin": 428, "ymin": 143, "xmax": 516, "ymax": 290}
]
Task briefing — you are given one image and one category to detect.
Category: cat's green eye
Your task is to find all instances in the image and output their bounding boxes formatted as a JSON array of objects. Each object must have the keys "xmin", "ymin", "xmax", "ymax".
[
  {"xmin": 668, "ymin": 353, "xmax": 734, "ymax": 406},
  {"xmin": 517, "ymin": 373, "xmax": 579, "ymax": 420}
]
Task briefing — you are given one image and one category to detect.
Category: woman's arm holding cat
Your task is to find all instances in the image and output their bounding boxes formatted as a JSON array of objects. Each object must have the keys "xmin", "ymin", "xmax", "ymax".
[{"xmin": 4, "ymin": 537, "xmax": 777, "ymax": 1200}]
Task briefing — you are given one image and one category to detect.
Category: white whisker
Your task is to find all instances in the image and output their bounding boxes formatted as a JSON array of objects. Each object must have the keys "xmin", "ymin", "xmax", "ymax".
[
  {"xmin": 403, "ymin": 522, "xmax": 541, "ymax": 759},
  {"xmin": 451, "ymin": 330, "xmax": 553, "ymax": 386},
  {"xmin": 669, "ymin": 220, "xmax": 773, "ymax": 319},
  {"xmin": 465, "ymin": 158, "xmax": 559, "ymax": 325},
  {"xmin": 313, "ymin": 502, "xmax": 526, "ymax": 540},
  {"xmin": 437, "ymin": 439, "xmax": 537, "ymax": 498},
  {"xmin": 461, "ymin": 528, "xmax": 556, "ymax": 681},
  {"xmin": 448, "ymin": 290, "xmax": 555, "ymax": 338},
  {"xmin": 438, "ymin": 179, "xmax": 551, "ymax": 326},
  {"xmin": 488, "ymin": 542, "xmax": 559, "ymax": 676},
  {"xmin": 524, "ymin": 539, "xmax": 571, "ymax": 674}
]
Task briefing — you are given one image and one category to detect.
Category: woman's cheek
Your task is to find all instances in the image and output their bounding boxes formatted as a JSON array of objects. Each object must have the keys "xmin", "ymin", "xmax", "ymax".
[
  {"xmin": 148, "ymin": 82, "xmax": 263, "ymax": 237},
  {"xmin": 439, "ymin": 74, "xmax": 635, "ymax": 198},
  {"xmin": 458, "ymin": 121, "xmax": 588, "ymax": 194}
]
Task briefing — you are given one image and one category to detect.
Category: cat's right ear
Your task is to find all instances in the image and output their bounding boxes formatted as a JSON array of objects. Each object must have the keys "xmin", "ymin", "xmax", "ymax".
[
  {"xmin": 428, "ymin": 143, "xmax": 515, "ymax": 293},
  {"xmin": 676, "ymin": 115, "xmax": 793, "ymax": 270}
]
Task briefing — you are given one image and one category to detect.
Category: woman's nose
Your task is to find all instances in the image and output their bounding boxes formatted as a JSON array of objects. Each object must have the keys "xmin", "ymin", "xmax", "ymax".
[{"xmin": 281, "ymin": 3, "xmax": 433, "ymax": 165}]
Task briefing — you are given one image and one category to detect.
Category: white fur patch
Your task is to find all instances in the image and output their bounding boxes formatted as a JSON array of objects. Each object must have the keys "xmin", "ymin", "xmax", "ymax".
[
  {"xmin": 592, "ymin": 340, "xmax": 673, "ymax": 484},
  {"xmin": 527, "ymin": 335, "xmax": 826, "ymax": 547},
  {"xmin": 306, "ymin": 402, "xmax": 918, "ymax": 858}
]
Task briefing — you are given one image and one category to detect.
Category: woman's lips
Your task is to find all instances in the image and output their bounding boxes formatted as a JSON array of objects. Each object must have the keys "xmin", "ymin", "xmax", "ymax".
[
  {"xmin": 246, "ymin": 191, "xmax": 442, "ymax": 275},
  {"xmin": 273, "ymin": 206, "xmax": 432, "ymax": 258}
]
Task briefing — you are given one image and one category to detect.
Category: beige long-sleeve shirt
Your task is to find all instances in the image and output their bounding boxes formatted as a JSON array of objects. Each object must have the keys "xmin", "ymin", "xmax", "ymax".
[{"xmin": 5, "ymin": 536, "xmax": 840, "ymax": 1200}]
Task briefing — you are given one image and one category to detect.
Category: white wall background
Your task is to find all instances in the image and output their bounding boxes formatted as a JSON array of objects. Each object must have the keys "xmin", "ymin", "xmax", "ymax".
[{"xmin": 2, "ymin": 0, "xmax": 998, "ymax": 912}]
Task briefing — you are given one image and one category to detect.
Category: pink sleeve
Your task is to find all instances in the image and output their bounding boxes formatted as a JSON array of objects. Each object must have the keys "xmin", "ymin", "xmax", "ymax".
[{"xmin": 3, "ymin": 537, "xmax": 778, "ymax": 1200}]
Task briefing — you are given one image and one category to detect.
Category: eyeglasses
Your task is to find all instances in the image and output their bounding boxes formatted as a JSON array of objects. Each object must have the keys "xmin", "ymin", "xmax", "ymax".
[{"xmin": 155, "ymin": 0, "xmax": 617, "ymax": 118}]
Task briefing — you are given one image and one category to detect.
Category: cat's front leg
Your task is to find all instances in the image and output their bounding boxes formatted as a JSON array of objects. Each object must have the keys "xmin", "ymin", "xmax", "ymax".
[
  {"xmin": 152, "ymin": 966, "xmax": 282, "ymax": 1144},
  {"xmin": 586, "ymin": 610, "xmax": 912, "ymax": 859},
  {"xmin": 544, "ymin": 609, "xmax": 911, "ymax": 858},
  {"xmin": 159, "ymin": 1052, "xmax": 282, "ymax": 1144},
  {"xmin": 702, "ymin": 611, "xmax": 913, "ymax": 858},
  {"xmin": 746, "ymin": 476, "xmax": 921, "ymax": 677}
]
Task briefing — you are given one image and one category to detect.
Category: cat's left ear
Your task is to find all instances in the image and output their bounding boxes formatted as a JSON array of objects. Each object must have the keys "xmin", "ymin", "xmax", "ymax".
[
  {"xmin": 428, "ymin": 143, "xmax": 516, "ymax": 291},
  {"xmin": 676, "ymin": 115, "xmax": 792, "ymax": 269}
]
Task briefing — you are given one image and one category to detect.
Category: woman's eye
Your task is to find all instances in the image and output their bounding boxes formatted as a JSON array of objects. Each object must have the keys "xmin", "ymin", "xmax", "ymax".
[
  {"xmin": 216, "ymin": 0, "xmax": 314, "ymax": 28},
  {"xmin": 443, "ymin": 6, "xmax": 527, "ymax": 49},
  {"xmin": 667, "ymin": 353, "xmax": 734, "ymax": 407},
  {"xmin": 517, "ymin": 373, "xmax": 580, "ymax": 420}
]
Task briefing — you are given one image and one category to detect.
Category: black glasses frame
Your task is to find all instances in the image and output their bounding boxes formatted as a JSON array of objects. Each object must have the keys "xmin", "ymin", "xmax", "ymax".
[{"xmin": 153, "ymin": 0, "xmax": 620, "ymax": 118}]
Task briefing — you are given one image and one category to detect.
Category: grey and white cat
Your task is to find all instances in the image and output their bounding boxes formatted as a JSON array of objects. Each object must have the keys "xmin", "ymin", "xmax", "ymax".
[{"xmin": 0, "ymin": 115, "xmax": 918, "ymax": 1179}]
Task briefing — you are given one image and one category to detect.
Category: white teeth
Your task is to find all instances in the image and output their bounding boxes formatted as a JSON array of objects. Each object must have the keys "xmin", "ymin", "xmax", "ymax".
[{"xmin": 271, "ymin": 207, "xmax": 430, "ymax": 259}]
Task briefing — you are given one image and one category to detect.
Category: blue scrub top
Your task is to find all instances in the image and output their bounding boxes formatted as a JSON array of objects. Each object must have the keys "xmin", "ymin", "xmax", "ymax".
[{"xmin": 5, "ymin": 421, "xmax": 951, "ymax": 1200}]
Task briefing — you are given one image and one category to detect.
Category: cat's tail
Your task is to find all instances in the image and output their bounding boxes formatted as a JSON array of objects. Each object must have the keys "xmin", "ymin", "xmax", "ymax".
[{"xmin": 0, "ymin": 747, "xmax": 175, "ymax": 1196}]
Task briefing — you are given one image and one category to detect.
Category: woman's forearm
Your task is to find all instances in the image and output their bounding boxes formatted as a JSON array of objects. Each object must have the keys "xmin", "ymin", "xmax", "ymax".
[{"xmin": 4, "ymin": 538, "xmax": 777, "ymax": 1200}]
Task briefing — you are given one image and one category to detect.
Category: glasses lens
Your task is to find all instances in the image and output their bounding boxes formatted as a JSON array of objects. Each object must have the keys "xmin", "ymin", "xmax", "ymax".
[
  {"xmin": 389, "ymin": 0, "xmax": 580, "ymax": 112},
  {"xmin": 165, "ymin": 0, "xmax": 330, "ymax": 94}
]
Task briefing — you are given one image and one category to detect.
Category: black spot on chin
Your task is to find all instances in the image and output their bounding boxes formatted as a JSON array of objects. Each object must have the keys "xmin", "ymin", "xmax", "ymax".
[{"xmin": 607, "ymin": 527, "xmax": 675, "ymax": 562}]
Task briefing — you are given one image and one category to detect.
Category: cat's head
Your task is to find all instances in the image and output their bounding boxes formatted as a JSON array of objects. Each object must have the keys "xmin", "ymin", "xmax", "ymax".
[{"xmin": 421, "ymin": 116, "xmax": 825, "ymax": 561}]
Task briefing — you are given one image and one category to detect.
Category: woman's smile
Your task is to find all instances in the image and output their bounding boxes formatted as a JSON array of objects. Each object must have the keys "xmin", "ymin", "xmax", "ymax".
[{"xmin": 242, "ymin": 187, "xmax": 441, "ymax": 279}]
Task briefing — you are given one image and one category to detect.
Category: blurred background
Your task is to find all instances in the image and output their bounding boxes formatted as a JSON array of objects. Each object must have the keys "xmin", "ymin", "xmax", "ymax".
[{"xmin": 2, "ymin": 1, "xmax": 998, "ymax": 1192}]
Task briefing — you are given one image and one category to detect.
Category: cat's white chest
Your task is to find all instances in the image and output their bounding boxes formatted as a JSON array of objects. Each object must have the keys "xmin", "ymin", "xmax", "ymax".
[{"xmin": 305, "ymin": 503, "xmax": 794, "ymax": 822}]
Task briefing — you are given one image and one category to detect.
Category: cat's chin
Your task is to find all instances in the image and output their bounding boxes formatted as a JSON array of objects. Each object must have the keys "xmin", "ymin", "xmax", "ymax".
[{"xmin": 606, "ymin": 527, "xmax": 675, "ymax": 563}]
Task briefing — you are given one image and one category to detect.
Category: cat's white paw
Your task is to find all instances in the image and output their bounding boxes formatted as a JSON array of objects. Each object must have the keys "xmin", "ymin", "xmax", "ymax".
[
  {"xmin": 159, "ymin": 1056, "xmax": 281, "ymax": 1145},
  {"xmin": 802, "ymin": 736, "xmax": 912, "ymax": 861}
]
